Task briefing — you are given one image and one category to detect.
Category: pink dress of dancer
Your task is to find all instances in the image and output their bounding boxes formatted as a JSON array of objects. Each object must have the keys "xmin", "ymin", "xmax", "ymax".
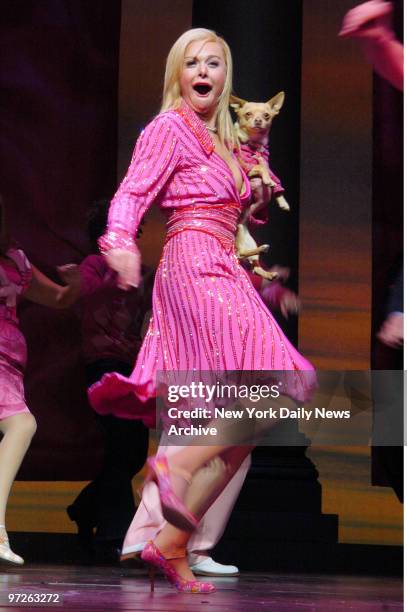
[
  {"xmin": 0, "ymin": 249, "xmax": 32, "ymax": 420},
  {"xmin": 89, "ymin": 99, "xmax": 314, "ymax": 420}
]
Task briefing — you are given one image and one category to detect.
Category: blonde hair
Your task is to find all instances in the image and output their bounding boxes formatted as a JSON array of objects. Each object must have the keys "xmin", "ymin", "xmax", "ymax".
[{"xmin": 161, "ymin": 28, "xmax": 237, "ymax": 149}]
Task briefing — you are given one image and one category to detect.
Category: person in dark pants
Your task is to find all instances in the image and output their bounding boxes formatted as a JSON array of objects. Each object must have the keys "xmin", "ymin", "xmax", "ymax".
[{"xmin": 67, "ymin": 200, "xmax": 153, "ymax": 559}]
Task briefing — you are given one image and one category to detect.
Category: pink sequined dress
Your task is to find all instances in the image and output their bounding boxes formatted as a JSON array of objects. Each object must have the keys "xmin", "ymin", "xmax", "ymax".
[
  {"xmin": 89, "ymin": 101, "xmax": 314, "ymax": 422},
  {"xmin": 0, "ymin": 249, "xmax": 32, "ymax": 420}
]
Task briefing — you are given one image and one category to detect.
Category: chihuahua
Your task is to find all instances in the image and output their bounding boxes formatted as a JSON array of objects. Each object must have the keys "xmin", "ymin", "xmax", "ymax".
[
  {"xmin": 230, "ymin": 91, "xmax": 290, "ymax": 211},
  {"xmin": 231, "ymin": 92, "xmax": 289, "ymax": 281}
]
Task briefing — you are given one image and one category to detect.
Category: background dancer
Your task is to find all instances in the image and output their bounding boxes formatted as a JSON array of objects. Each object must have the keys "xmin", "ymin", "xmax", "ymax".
[
  {"xmin": 67, "ymin": 200, "xmax": 152, "ymax": 560},
  {"xmin": 0, "ymin": 197, "xmax": 80, "ymax": 565}
]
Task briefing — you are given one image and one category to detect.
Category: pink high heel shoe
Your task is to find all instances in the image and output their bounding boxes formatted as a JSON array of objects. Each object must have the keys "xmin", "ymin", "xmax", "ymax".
[
  {"xmin": 144, "ymin": 455, "xmax": 198, "ymax": 532},
  {"xmin": 141, "ymin": 540, "xmax": 216, "ymax": 593}
]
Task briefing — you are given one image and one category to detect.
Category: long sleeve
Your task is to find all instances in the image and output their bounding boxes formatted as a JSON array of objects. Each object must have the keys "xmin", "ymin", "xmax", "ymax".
[
  {"xmin": 362, "ymin": 35, "xmax": 403, "ymax": 91},
  {"xmin": 339, "ymin": 1, "xmax": 403, "ymax": 92},
  {"xmin": 101, "ymin": 113, "xmax": 181, "ymax": 252}
]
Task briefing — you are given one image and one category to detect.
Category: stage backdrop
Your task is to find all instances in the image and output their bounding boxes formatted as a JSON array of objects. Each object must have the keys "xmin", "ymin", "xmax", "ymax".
[
  {"xmin": 299, "ymin": 0, "xmax": 402, "ymax": 545},
  {"xmin": 1, "ymin": 0, "xmax": 402, "ymax": 545},
  {"xmin": 0, "ymin": 0, "xmax": 122, "ymax": 479}
]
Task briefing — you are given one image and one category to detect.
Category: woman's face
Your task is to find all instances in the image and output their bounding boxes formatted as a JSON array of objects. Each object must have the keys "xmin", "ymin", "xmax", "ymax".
[{"xmin": 179, "ymin": 40, "xmax": 227, "ymax": 119}]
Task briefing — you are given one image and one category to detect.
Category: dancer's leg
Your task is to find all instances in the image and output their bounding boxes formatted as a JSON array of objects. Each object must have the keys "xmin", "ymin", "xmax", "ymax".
[
  {"xmin": 0, "ymin": 412, "xmax": 36, "ymax": 564},
  {"xmin": 0, "ymin": 413, "xmax": 37, "ymax": 525},
  {"xmin": 164, "ymin": 392, "xmax": 300, "ymax": 480},
  {"xmin": 188, "ymin": 453, "xmax": 251, "ymax": 559},
  {"xmin": 122, "ymin": 445, "xmax": 237, "ymax": 554},
  {"xmin": 122, "ymin": 446, "xmax": 250, "ymax": 564},
  {"xmin": 122, "ymin": 444, "xmax": 184, "ymax": 554},
  {"xmin": 185, "ymin": 446, "xmax": 253, "ymax": 518},
  {"xmin": 153, "ymin": 445, "xmax": 252, "ymax": 581}
]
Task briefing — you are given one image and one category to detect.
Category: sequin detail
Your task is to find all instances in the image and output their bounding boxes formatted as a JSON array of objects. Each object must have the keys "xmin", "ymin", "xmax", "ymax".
[
  {"xmin": 0, "ymin": 249, "xmax": 32, "ymax": 420},
  {"xmin": 88, "ymin": 103, "xmax": 315, "ymax": 419},
  {"xmin": 141, "ymin": 540, "xmax": 216, "ymax": 593},
  {"xmin": 175, "ymin": 101, "xmax": 214, "ymax": 155},
  {"xmin": 166, "ymin": 202, "xmax": 241, "ymax": 252},
  {"xmin": 98, "ymin": 229, "xmax": 139, "ymax": 254}
]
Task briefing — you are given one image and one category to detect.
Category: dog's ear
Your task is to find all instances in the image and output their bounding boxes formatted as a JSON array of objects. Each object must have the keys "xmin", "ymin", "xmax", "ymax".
[
  {"xmin": 230, "ymin": 94, "xmax": 247, "ymax": 110},
  {"xmin": 267, "ymin": 91, "xmax": 285, "ymax": 113}
]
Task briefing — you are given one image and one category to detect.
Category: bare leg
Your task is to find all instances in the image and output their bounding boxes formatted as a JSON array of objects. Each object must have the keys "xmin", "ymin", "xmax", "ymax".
[
  {"xmin": 0, "ymin": 413, "xmax": 36, "ymax": 564},
  {"xmin": 0, "ymin": 413, "xmax": 37, "ymax": 525},
  {"xmin": 188, "ymin": 453, "xmax": 251, "ymax": 560},
  {"xmin": 154, "ymin": 445, "xmax": 252, "ymax": 580},
  {"xmin": 165, "ymin": 393, "xmax": 300, "ymax": 478}
]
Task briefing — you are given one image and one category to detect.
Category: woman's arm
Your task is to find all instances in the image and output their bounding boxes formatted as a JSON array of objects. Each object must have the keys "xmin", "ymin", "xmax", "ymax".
[
  {"xmin": 79, "ymin": 255, "xmax": 115, "ymax": 296},
  {"xmin": 23, "ymin": 264, "xmax": 81, "ymax": 308},
  {"xmin": 339, "ymin": 0, "xmax": 403, "ymax": 91},
  {"xmin": 100, "ymin": 114, "xmax": 181, "ymax": 290}
]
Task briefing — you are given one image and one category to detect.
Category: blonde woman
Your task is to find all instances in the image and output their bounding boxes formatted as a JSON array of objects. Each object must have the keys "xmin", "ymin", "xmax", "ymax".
[{"xmin": 90, "ymin": 28, "xmax": 314, "ymax": 593}]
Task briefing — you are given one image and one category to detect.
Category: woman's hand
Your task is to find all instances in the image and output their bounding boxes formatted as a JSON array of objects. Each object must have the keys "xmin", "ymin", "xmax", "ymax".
[
  {"xmin": 339, "ymin": 0, "xmax": 393, "ymax": 40},
  {"xmin": 377, "ymin": 312, "xmax": 403, "ymax": 348},
  {"xmin": 56, "ymin": 264, "xmax": 81, "ymax": 306},
  {"xmin": 104, "ymin": 248, "xmax": 141, "ymax": 290},
  {"xmin": 57, "ymin": 263, "xmax": 81, "ymax": 290},
  {"xmin": 249, "ymin": 177, "xmax": 273, "ymax": 213},
  {"xmin": 24, "ymin": 263, "xmax": 81, "ymax": 308},
  {"xmin": 260, "ymin": 274, "xmax": 301, "ymax": 319},
  {"xmin": 279, "ymin": 289, "xmax": 301, "ymax": 319}
]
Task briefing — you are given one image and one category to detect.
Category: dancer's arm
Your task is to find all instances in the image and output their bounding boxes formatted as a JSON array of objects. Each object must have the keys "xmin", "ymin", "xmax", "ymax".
[
  {"xmin": 377, "ymin": 266, "xmax": 403, "ymax": 348},
  {"xmin": 23, "ymin": 263, "xmax": 81, "ymax": 308},
  {"xmin": 79, "ymin": 254, "xmax": 116, "ymax": 295},
  {"xmin": 100, "ymin": 115, "xmax": 181, "ymax": 290},
  {"xmin": 339, "ymin": 0, "xmax": 403, "ymax": 90},
  {"xmin": 260, "ymin": 282, "xmax": 300, "ymax": 319},
  {"xmin": 377, "ymin": 312, "xmax": 403, "ymax": 347}
]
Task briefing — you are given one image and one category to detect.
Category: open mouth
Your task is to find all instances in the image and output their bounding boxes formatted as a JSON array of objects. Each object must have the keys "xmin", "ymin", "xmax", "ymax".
[{"xmin": 193, "ymin": 83, "xmax": 212, "ymax": 96}]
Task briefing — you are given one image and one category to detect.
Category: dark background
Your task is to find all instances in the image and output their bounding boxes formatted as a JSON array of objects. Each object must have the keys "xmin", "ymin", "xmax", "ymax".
[{"xmin": 0, "ymin": 0, "xmax": 402, "ymax": 482}]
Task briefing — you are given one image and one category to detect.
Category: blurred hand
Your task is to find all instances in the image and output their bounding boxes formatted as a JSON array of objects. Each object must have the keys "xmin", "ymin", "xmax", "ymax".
[
  {"xmin": 260, "ymin": 277, "xmax": 301, "ymax": 318},
  {"xmin": 249, "ymin": 177, "xmax": 273, "ymax": 213},
  {"xmin": 267, "ymin": 265, "xmax": 290, "ymax": 283},
  {"xmin": 57, "ymin": 263, "xmax": 81, "ymax": 289},
  {"xmin": 377, "ymin": 312, "xmax": 403, "ymax": 348},
  {"xmin": 339, "ymin": 0, "xmax": 393, "ymax": 40},
  {"xmin": 104, "ymin": 248, "xmax": 141, "ymax": 290},
  {"xmin": 280, "ymin": 289, "xmax": 301, "ymax": 319}
]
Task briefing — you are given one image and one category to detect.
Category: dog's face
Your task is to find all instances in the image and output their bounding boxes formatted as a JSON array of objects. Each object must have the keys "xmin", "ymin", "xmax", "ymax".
[{"xmin": 230, "ymin": 92, "xmax": 285, "ymax": 142}]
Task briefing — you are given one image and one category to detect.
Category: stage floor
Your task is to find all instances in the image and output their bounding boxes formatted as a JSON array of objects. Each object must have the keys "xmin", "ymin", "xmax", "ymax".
[{"xmin": 0, "ymin": 564, "xmax": 402, "ymax": 610}]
